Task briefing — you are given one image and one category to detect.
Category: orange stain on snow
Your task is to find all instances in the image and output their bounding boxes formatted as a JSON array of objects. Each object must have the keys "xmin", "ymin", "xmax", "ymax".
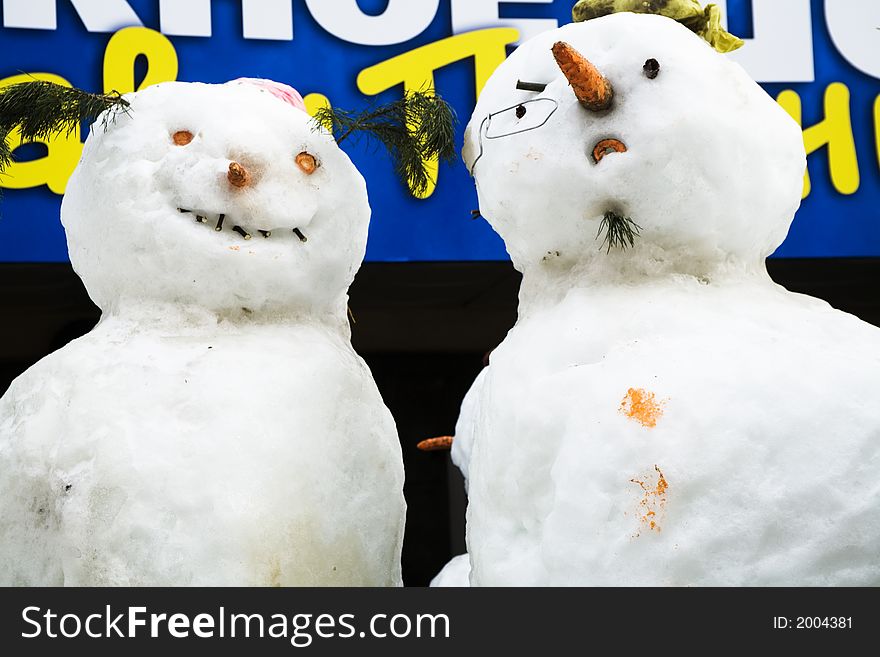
[
  {"xmin": 619, "ymin": 387, "xmax": 665, "ymax": 428},
  {"xmin": 631, "ymin": 465, "xmax": 668, "ymax": 535}
]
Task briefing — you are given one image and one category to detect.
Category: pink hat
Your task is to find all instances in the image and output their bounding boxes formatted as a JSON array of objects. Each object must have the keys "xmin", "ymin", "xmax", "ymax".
[{"xmin": 230, "ymin": 78, "xmax": 307, "ymax": 113}]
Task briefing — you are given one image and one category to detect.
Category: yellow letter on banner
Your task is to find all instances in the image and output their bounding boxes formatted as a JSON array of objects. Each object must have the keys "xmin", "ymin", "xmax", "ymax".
[
  {"xmin": 777, "ymin": 83, "xmax": 860, "ymax": 199},
  {"xmin": 357, "ymin": 28, "xmax": 520, "ymax": 199},
  {"xmin": 104, "ymin": 26, "xmax": 178, "ymax": 94},
  {"xmin": 875, "ymin": 95, "xmax": 880, "ymax": 174},
  {"xmin": 0, "ymin": 73, "xmax": 83, "ymax": 194},
  {"xmin": 0, "ymin": 28, "xmax": 179, "ymax": 196},
  {"xmin": 304, "ymin": 92, "xmax": 333, "ymax": 126}
]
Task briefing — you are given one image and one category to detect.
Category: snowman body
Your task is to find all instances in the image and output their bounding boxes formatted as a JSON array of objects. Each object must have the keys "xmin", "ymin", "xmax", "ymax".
[
  {"xmin": 0, "ymin": 316, "xmax": 403, "ymax": 586},
  {"xmin": 460, "ymin": 14, "xmax": 880, "ymax": 585},
  {"xmin": 0, "ymin": 81, "xmax": 404, "ymax": 585},
  {"xmin": 468, "ymin": 275, "xmax": 880, "ymax": 585}
]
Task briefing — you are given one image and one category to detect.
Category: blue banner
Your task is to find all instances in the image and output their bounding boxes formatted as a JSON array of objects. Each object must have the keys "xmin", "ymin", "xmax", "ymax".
[{"xmin": 0, "ymin": 0, "xmax": 878, "ymax": 262}]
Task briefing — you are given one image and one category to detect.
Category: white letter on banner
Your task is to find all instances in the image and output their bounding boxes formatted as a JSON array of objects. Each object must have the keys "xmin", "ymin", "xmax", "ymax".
[
  {"xmin": 242, "ymin": 0, "xmax": 292, "ymax": 41},
  {"xmin": 159, "ymin": 0, "xmax": 210, "ymax": 37},
  {"xmin": 451, "ymin": 0, "xmax": 557, "ymax": 45},
  {"xmin": 3, "ymin": 0, "xmax": 142, "ymax": 31},
  {"xmin": 714, "ymin": 0, "xmax": 814, "ymax": 83},
  {"xmin": 303, "ymin": 0, "xmax": 439, "ymax": 46},
  {"xmin": 825, "ymin": 0, "xmax": 880, "ymax": 80},
  {"xmin": 159, "ymin": 0, "xmax": 293, "ymax": 40},
  {"xmin": 2, "ymin": 0, "xmax": 56, "ymax": 29}
]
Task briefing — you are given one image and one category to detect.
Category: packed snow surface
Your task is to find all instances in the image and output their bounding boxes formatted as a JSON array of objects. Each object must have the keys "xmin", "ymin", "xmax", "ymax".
[
  {"xmin": 456, "ymin": 14, "xmax": 880, "ymax": 585},
  {"xmin": 466, "ymin": 275, "xmax": 880, "ymax": 586},
  {"xmin": 0, "ymin": 81, "xmax": 405, "ymax": 586},
  {"xmin": 430, "ymin": 554, "xmax": 471, "ymax": 587},
  {"xmin": 450, "ymin": 368, "xmax": 486, "ymax": 489}
]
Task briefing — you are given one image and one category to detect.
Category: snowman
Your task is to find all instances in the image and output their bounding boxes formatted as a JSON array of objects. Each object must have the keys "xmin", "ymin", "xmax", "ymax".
[
  {"xmin": 0, "ymin": 78, "xmax": 452, "ymax": 586},
  {"xmin": 426, "ymin": 368, "xmax": 484, "ymax": 587},
  {"xmin": 450, "ymin": 2, "xmax": 880, "ymax": 585}
]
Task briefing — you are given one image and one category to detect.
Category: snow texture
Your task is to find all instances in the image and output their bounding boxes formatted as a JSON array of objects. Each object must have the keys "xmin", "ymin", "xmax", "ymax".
[
  {"xmin": 0, "ymin": 81, "xmax": 405, "ymax": 586},
  {"xmin": 430, "ymin": 554, "xmax": 471, "ymax": 587},
  {"xmin": 430, "ymin": 371, "xmax": 485, "ymax": 588},
  {"xmin": 458, "ymin": 14, "xmax": 880, "ymax": 585},
  {"xmin": 450, "ymin": 367, "xmax": 487, "ymax": 490}
]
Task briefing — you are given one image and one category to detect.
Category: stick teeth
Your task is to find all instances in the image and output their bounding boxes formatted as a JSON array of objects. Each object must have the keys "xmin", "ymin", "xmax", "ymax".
[{"xmin": 182, "ymin": 210, "xmax": 289, "ymax": 243}]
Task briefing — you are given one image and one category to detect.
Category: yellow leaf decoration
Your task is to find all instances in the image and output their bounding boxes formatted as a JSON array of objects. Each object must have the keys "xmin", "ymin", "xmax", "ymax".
[{"xmin": 571, "ymin": 0, "xmax": 745, "ymax": 53}]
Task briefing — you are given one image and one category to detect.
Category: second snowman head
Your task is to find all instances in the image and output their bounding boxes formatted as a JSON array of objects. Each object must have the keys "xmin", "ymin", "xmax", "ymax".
[{"xmin": 463, "ymin": 13, "xmax": 806, "ymax": 274}]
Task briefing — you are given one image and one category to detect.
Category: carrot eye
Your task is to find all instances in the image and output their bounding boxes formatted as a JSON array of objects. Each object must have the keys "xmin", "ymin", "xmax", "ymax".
[
  {"xmin": 172, "ymin": 130, "xmax": 194, "ymax": 146},
  {"xmin": 295, "ymin": 151, "xmax": 318, "ymax": 175}
]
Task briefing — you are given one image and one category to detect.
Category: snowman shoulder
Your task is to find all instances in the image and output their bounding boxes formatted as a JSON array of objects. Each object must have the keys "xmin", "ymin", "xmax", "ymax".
[{"xmin": 0, "ymin": 336, "xmax": 94, "ymax": 452}]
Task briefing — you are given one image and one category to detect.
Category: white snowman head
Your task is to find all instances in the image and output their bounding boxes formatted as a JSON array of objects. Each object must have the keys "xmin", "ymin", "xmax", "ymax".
[
  {"xmin": 463, "ymin": 13, "xmax": 806, "ymax": 275},
  {"xmin": 61, "ymin": 80, "xmax": 369, "ymax": 315}
]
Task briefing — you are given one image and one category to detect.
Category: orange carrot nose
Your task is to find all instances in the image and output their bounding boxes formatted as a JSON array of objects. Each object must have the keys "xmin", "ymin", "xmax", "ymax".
[
  {"xmin": 227, "ymin": 161, "xmax": 250, "ymax": 188},
  {"xmin": 552, "ymin": 41, "xmax": 613, "ymax": 111}
]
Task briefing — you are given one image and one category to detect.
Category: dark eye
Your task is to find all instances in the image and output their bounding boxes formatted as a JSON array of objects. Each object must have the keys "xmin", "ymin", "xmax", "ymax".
[
  {"xmin": 643, "ymin": 59, "xmax": 660, "ymax": 79},
  {"xmin": 172, "ymin": 130, "xmax": 194, "ymax": 145},
  {"xmin": 515, "ymin": 104, "xmax": 527, "ymax": 119}
]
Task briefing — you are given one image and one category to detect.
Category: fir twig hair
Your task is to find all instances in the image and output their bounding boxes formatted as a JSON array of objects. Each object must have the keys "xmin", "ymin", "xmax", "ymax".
[
  {"xmin": 598, "ymin": 210, "xmax": 642, "ymax": 253},
  {"xmin": 572, "ymin": 0, "xmax": 744, "ymax": 54},
  {"xmin": 0, "ymin": 80, "xmax": 130, "ymax": 173},
  {"xmin": 313, "ymin": 90, "xmax": 457, "ymax": 197}
]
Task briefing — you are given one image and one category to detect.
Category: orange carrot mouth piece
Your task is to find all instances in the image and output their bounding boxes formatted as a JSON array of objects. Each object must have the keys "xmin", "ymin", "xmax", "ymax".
[{"xmin": 592, "ymin": 138, "xmax": 627, "ymax": 164}]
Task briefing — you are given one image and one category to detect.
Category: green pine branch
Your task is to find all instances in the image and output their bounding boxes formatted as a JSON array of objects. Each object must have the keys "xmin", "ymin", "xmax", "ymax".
[
  {"xmin": 0, "ymin": 80, "xmax": 130, "ymax": 173},
  {"xmin": 598, "ymin": 211, "xmax": 642, "ymax": 253},
  {"xmin": 313, "ymin": 90, "xmax": 457, "ymax": 197}
]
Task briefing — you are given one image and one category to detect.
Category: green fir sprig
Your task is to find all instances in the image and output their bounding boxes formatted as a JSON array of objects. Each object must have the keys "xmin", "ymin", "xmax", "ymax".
[
  {"xmin": 0, "ymin": 80, "xmax": 129, "ymax": 173},
  {"xmin": 598, "ymin": 210, "xmax": 642, "ymax": 253},
  {"xmin": 313, "ymin": 90, "xmax": 457, "ymax": 197}
]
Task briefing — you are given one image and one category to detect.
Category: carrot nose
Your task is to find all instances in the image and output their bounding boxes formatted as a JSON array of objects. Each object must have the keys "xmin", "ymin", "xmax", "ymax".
[
  {"xmin": 227, "ymin": 161, "xmax": 250, "ymax": 188},
  {"xmin": 552, "ymin": 41, "xmax": 613, "ymax": 111}
]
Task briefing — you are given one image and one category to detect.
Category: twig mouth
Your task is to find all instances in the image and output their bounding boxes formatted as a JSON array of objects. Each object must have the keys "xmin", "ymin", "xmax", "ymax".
[
  {"xmin": 592, "ymin": 138, "xmax": 627, "ymax": 164},
  {"xmin": 597, "ymin": 210, "xmax": 641, "ymax": 253},
  {"xmin": 177, "ymin": 208, "xmax": 308, "ymax": 245}
]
